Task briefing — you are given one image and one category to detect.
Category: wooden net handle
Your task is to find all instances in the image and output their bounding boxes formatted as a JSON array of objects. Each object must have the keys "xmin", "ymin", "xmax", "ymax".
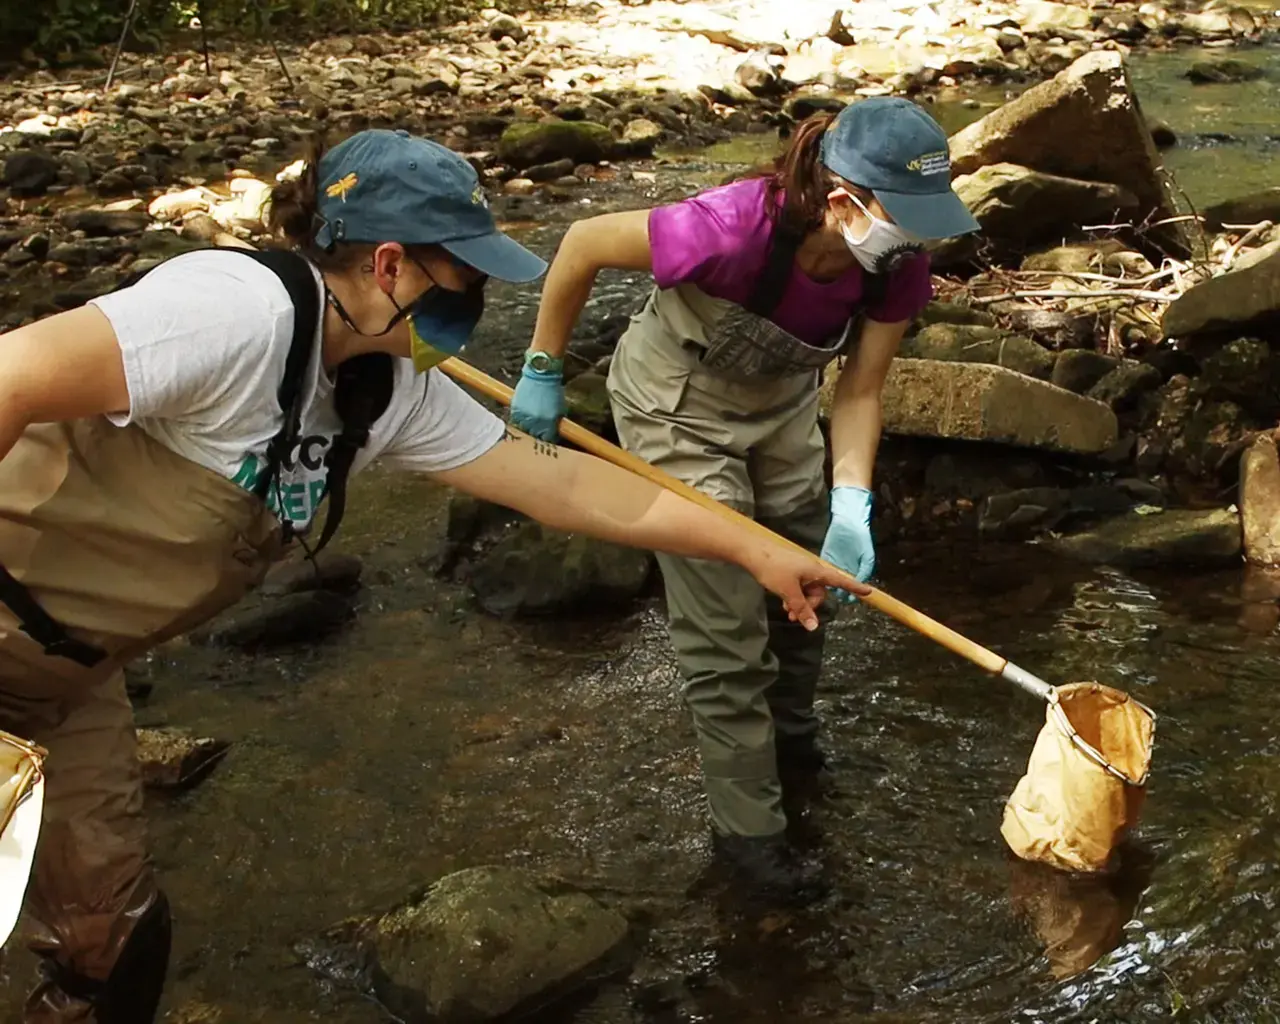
[{"xmin": 438, "ymin": 358, "xmax": 1008, "ymax": 677}]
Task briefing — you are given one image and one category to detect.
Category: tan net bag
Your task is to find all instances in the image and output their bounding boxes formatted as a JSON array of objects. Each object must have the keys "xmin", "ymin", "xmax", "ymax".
[
  {"xmin": 1001, "ymin": 682, "xmax": 1155, "ymax": 874},
  {"xmin": 0, "ymin": 730, "xmax": 46, "ymax": 945}
]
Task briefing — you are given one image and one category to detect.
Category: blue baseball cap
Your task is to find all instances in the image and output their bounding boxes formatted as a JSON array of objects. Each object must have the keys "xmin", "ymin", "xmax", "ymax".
[
  {"xmin": 313, "ymin": 129, "xmax": 546, "ymax": 283},
  {"xmin": 819, "ymin": 97, "xmax": 980, "ymax": 241}
]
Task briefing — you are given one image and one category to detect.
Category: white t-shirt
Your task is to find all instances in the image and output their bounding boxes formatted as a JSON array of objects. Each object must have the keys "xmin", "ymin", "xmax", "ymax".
[{"xmin": 89, "ymin": 249, "xmax": 505, "ymax": 532}]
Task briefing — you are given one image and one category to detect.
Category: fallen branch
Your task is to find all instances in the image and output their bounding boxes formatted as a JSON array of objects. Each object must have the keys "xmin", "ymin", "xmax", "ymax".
[
  {"xmin": 1016, "ymin": 267, "xmax": 1181, "ymax": 287},
  {"xmin": 971, "ymin": 288, "xmax": 1178, "ymax": 305},
  {"xmin": 1222, "ymin": 221, "xmax": 1273, "ymax": 271}
]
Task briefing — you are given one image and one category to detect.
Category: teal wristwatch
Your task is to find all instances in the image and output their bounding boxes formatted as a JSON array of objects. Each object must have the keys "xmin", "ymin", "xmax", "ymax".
[{"xmin": 524, "ymin": 349, "xmax": 564, "ymax": 375}]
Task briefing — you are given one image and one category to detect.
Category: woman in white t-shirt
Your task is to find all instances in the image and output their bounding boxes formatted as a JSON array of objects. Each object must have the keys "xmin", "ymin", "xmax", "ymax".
[{"xmin": 0, "ymin": 128, "xmax": 865, "ymax": 1023}]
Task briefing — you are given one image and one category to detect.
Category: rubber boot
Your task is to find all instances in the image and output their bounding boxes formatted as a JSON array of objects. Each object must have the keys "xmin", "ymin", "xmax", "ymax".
[
  {"xmin": 777, "ymin": 734, "xmax": 836, "ymax": 796},
  {"xmin": 26, "ymin": 891, "xmax": 172, "ymax": 1024},
  {"xmin": 710, "ymin": 831, "xmax": 828, "ymax": 906}
]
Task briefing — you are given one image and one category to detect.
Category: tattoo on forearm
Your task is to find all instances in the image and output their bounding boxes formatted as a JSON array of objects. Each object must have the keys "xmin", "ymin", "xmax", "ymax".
[{"xmin": 502, "ymin": 427, "xmax": 559, "ymax": 458}]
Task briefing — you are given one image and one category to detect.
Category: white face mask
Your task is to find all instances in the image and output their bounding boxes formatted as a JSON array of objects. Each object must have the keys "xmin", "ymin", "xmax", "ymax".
[{"xmin": 835, "ymin": 191, "xmax": 925, "ymax": 275}]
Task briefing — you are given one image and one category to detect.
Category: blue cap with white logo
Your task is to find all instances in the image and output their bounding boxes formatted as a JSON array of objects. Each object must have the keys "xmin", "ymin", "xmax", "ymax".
[
  {"xmin": 314, "ymin": 129, "xmax": 546, "ymax": 283},
  {"xmin": 819, "ymin": 97, "xmax": 980, "ymax": 241}
]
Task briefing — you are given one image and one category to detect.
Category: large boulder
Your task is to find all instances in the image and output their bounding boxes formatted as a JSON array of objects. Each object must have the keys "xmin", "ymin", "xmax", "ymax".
[
  {"xmin": 1048, "ymin": 508, "xmax": 1242, "ymax": 567},
  {"xmin": 823, "ymin": 360, "xmax": 1118, "ymax": 454},
  {"xmin": 940, "ymin": 163, "xmax": 1138, "ymax": 261},
  {"xmin": 1240, "ymin": 434, "xmax": 1280, "ymax": 566},
  {"xmin": 306, "ymin": 867, "xmax": 632, "ymax": 1024},
  {"xmin": 947, "ymin": 51, "xmax": 1179, "ymax": 240},
  {"xmin": 899, "ymin": 323, "xmax": 1056, "ymax": 380},
  {"xmin": 1161, "ymin": 242, "xmax": 1280, "ymax": 339}
]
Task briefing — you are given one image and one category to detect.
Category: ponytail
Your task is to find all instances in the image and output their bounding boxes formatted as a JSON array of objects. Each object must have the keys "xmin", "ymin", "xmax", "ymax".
[{"xmin": 740, "ymin": 112, "xmax": 875, "ymax": 238}]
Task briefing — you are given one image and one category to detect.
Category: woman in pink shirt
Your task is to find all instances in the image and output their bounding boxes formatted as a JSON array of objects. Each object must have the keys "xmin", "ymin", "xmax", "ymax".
[{"xmin": 514, "ymin": 99, "xmax": 979, "ymax": 902}]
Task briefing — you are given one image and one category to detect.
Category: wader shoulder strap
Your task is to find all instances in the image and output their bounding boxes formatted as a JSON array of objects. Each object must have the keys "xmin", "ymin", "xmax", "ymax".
[
  {"xmin": 745, "ymin": 224, "xmax": 803, "ymax": 318},
  {"xmin": 0, "ymin": 247, "xmax": 320, "ymax": 668},
  {"xmin": 744, "ymin": 224, "xmax": 893, "ymax": 322}
]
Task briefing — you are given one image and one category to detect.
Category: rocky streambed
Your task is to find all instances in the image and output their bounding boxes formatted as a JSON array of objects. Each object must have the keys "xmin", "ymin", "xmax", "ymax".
[{"xmin": 1, "ymin": 6, "xmax": 1280, "ymax": 1022}]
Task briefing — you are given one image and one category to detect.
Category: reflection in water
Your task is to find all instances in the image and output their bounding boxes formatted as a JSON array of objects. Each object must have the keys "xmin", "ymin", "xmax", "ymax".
[{"xmin": 1007, "ymin": 844, "xmax": 1157, "ymax": 980}]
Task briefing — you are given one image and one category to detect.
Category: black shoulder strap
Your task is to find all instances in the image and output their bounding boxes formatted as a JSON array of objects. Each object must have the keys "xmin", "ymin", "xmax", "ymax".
[
  {"xmin": 861, "ymin": 270, "xmax": 889, "ymax": 315},
  {"xmin": 236, "ymin": 250, "xmax": 322, "ymax": 511},
  {"xmin": 745, "ymin": 223, "xmax": 803, "ymax": 318},
  {"xmin": 0, "ymin": 246, "xmax": 321, "ymax": 668},
  {"xmin": 309, "ymin": 352, "xmax": 396, "ymax": 557}
]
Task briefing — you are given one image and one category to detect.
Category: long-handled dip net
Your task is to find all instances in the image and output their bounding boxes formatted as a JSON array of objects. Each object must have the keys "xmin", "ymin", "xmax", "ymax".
[{"xmin": 441, "ymin": 358, "xmax": 1157, "ymax": 874}]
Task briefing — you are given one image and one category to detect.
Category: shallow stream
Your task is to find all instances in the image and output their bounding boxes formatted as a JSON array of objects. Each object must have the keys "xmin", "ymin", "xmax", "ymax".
[{"xmin": 1, "ymin": 39, "xmax": 1279, "ymax": 1024}]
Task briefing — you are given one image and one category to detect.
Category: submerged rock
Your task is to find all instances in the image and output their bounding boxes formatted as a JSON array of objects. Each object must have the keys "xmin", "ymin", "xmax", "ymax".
[
  {"xmin": 136, "ymin": 727, "xmax": 229, "ymax": 789},
  {"xmin": 847, "ymin": 359, "xmax": 1118, "ymax": 454},
  {"xmin": 190, "ymin": 590, "xmax": 355, "ymax": 649},
  {"xmin": 1048, "ymin": 508, "xmax": 1242, "ymax": 567},
  {"xmin": 310, "ymin": 866, "xmax": 632, "ymax": 1024},
  {"xmin": 469, "ymin": 520, "xmax": 653, "ymax": 617},
  {"xmin": 1185, "ymin": 58, "xmax": 1264, "ymax": 84},
  {"xmin": 1240, "ymin": 434, "xmax": 1280, "ymax": 566},
  {"xmin": 260, "ymin": 552, "xmax": 364, "ymax": 597}
]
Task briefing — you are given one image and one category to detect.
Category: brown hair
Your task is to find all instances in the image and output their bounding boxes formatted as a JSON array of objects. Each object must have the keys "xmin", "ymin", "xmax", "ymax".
[
  {"xmin": 743, "ymin": 113, "xmax": 874, "ymax": 238},
  {"xmin": 267, "ymin": 132, "xmax": 436, "ymax": 272}
]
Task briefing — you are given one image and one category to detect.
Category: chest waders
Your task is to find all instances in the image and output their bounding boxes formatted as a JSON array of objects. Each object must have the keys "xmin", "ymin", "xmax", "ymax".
[
  {"xmin": 606, "ymin": 224, "xmax": 887, "ymax": 842},
  {"xmin": 0, "ymin": 248, "xmax": 392, "ymax": 1024}
]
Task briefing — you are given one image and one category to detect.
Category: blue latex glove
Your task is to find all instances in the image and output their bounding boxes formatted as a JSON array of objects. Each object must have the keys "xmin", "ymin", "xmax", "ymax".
[
  {"xmin": 510, "ymin": 364, "xmax": 566, "ymax": 441},
  {"xmin": 820, "ymin": 486, "xmax": 876, "ymax": 603}
]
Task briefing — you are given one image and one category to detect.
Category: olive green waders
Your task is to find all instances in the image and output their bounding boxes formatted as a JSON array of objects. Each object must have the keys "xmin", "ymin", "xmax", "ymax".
[{"xmin": 607, "ymin": 282, "xmax": 844, "ymax": 838}]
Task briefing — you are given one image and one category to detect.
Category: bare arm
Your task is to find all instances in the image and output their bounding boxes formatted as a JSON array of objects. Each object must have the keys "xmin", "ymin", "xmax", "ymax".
[
  {"xmin": 431, "ymin": 427, "xmax": 868, "ymax": 629},
  {"xmin": 0, "ymin": 306, "xmax": 131, "ymax": 464},
  {"xmin": 829, "ymin": 317, "xmax": 910, "ymax": 489},
  {"xmin": 528, "ymin": 209, "xmax": 654, "ymax": 361}
]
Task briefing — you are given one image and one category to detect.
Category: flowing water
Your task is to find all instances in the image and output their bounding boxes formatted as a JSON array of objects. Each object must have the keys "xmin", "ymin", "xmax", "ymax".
[{"xmin": 1, "ymin": 42, "xmax": 1279, "ymax": 1024}]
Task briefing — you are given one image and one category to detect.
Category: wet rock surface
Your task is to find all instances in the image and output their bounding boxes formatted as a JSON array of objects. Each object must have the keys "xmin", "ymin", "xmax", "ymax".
[
  {"xmin": 1048, "ymin": 506, "xmax": 1242, "ymax": 566},
  {"xmin": 1241, "ymin": 434, "xmax": 1280, "ymax": 566},
  {"xmin": 136, "ymin": 727, "xmax": 230, "ymax": 789},
  {"xmin": 190, "ymin": 590, "xmax": 356, "ymax": 650},
  {"xmin": 303, "ymin": 866, "xmax": 632, "ymax": 1024},
  {"xmin": 838, "ymin": 359, "xmax": 1119, "ymax": 454},
  {"xmin": 947, "ymin": 51, "xmax": 1181, "ymax": 234},
  {"xmin": 441, "ymin": 494, "xmax": 655, "ymax": 616},
  {"xmin": 1162, "ymin": 243, "xmax": 1280, "ymax": 339}
]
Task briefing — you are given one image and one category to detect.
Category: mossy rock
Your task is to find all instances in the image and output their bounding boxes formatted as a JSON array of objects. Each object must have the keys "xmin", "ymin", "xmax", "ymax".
[{"xmin": 497, "ymin": 120, "xmax": 615, "ymax": 170}]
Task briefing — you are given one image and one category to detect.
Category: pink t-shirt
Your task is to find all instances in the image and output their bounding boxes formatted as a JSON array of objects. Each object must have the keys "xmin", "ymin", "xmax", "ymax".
[{"xmin": 648, "ymin": 177, "xmax": 933, "ymax": 346}]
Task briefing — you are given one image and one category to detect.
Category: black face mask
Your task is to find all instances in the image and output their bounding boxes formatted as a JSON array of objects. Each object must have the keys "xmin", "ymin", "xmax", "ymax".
[
  {"xmin": 406, "ymin": 274, "xmax": 488, "ymax": 372},
  {"xmin": 326, "ymin": 260, "xmax": 487, "ymax": 372}
]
